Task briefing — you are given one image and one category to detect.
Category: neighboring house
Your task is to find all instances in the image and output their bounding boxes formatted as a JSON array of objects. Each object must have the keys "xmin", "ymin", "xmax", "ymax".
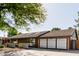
[
  {"xmin": 0, "ymin": 37, "xmax": 9, "ymax": 46},
  {"xmin": 8, "ymin": 29, "xmax": 78, "ymax": 50}
]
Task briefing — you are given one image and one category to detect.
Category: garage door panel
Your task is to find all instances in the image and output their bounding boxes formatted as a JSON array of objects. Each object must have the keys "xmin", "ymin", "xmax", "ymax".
[
  {"xmin": 40, "ymin": 39, "xmax": 47, "ymax": 48},
  {"xmin": 57, "ymin": 38, "xmax": 67, "ymax": 49},
  {"xmin": 48, "ymin": 39, "xmax": 56, "ymax": 48}
]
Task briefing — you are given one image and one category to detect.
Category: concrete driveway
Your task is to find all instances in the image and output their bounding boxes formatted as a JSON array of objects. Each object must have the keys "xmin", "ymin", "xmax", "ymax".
[
  {"xmin": 0, "ymin": 48, "xmax": 79, "ymax": 56},
  {"xmin": 18, "ymin": 48, "xmax": 79, "ymax": 56}
]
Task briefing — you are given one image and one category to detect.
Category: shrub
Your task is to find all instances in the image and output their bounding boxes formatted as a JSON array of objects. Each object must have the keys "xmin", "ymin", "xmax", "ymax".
[{"xmin": 0, "ymin": 45, "xmax": 4, "ymax": 48}]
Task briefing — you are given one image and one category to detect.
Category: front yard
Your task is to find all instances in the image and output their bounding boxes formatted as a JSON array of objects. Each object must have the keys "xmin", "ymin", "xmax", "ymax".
[{"xmin": 0, "ymin": 48, "xmax": 79, "ymax": 56}]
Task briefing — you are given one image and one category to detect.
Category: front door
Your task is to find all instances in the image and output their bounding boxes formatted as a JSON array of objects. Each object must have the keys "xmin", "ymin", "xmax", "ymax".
[{"xmin": 72, "ymin": 40, "xmax": 76, "ymax": 49}]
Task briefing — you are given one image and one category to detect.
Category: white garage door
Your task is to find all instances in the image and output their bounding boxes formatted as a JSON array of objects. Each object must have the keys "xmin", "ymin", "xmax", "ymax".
[
  {"xmin": 57, "ymin": 38, "xmax": 67, "ymax": 49},
  {"xmin": 48, "ymin": 39, "xmax": 56, "ymax": 48},
  {"xmin": 40, "ymin": 39, "xmax": 47, "ymax": 48}
]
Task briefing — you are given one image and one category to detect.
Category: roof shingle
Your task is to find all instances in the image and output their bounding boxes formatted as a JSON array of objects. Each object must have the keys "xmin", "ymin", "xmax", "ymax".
[
  {"xmin": 9, "ymin": 31, "xmax": 49, "ymax": 39},
  {"xmin": 40, "ymin": 29, "xmax": 76, "ymax": 38}
]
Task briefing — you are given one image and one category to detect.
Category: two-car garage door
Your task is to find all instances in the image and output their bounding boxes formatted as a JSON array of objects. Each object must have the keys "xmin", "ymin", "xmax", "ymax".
[{"xmin": 40, "ymin": 38, "xmax": 67, "ymax": 49}]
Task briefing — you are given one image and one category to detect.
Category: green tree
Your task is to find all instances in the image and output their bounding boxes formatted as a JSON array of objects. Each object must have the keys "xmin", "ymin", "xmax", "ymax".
[
  {"xmin": 0, "ymin": 3, "xmax": 46, "ymax": 37},
  {"xmin": 51, "ymin": 27, "xmax": 61, "ymax": 31},
  {"xmin": 8, "ymin": 27, "xmax": 18, "ymax": 37}
]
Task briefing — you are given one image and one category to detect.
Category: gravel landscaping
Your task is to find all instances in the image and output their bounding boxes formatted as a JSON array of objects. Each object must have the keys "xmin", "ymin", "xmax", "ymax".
[{"xmin": 0, "ymin": 48, "xmax": 79, "ymax": 56}]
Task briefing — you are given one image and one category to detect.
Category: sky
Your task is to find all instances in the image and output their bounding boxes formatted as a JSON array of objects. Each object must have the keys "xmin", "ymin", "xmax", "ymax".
[
  {"xmin": 28, "ymin": 3, "xmax": 79, "ymax": 32},
  {"xmin": 0, "ymin": 3, "xmax": 79, "ymax": 37}
]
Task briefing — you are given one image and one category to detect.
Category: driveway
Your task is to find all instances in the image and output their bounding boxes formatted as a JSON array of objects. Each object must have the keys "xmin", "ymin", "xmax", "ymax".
[
  {"xmin": 17, "ymin": 48, "xmax": 79, "ymax": 56},
  {"xmin": 0, "ymin": 48, "xmax": 79, "ymax": 56}
]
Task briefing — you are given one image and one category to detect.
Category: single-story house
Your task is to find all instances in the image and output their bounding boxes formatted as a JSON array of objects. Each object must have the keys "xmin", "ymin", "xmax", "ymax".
[
  {"xmin": 8, "ymin": 29, "xmax": 78, "ymax": 50},
  {"xmin": 8, "ymin": 31, "xmax": 49, "ymax": 48}
]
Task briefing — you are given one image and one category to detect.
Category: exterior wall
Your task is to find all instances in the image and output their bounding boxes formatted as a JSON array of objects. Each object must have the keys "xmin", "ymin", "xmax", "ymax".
[
  {"xmin": 76, "ymin": 36, "xmax": 79, "ymax": 49},
  {"xmin": 76, "ymin": 40, "xmax": 79, "ymax": 49},
  {"xmin": 35, "ymin": 38, "xmax": 40, "ymax": 48},
  {"xmin": 67, "ymin": 37, "xmax": 71, "ymax": 50}
]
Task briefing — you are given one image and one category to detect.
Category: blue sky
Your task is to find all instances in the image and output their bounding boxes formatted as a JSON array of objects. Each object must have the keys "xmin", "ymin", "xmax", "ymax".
[
  {"xmin": 28, "ymin": 3, "xmax": 79, "ymax": 32},
  {"xmin": 0, "ymin": 3, "xmax": 79, "ymax": 37}
]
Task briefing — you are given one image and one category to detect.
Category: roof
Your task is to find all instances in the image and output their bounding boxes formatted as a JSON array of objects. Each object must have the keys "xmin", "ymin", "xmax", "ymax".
[
  {"xmin": 40, "ymin": 29, "xmax": 76, "ymax": 38},
  {"xmin": 0, "ymin": 37, "xmax": 8, "ymax": 39},
  {"xmin": 9, "ymin": 31, "xmax": 49, "ymax": 39}
]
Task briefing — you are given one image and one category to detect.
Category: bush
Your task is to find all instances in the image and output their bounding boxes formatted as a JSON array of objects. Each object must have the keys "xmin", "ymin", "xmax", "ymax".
[{"xmin": 0, "ymin": 45, "xmax": 4, "ymax": 48}]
